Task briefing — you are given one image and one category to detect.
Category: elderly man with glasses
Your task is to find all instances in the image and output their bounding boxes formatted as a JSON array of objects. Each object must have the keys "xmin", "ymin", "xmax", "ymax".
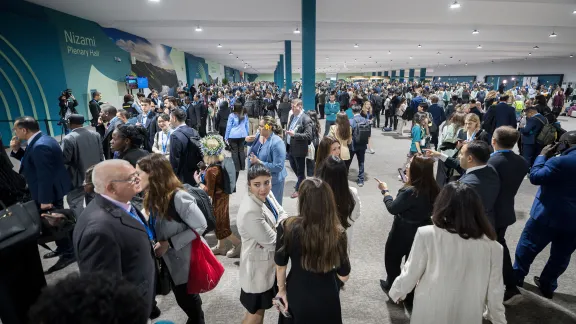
[{"xmin": 73, "ymin": 159, "xmax": 157, "ymax": 319}]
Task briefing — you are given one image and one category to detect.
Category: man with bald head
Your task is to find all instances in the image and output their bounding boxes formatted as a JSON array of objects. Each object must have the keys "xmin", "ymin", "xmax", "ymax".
[{"xmin": 73, "ymin": 160, "xmax": 155, "ymax": 315}]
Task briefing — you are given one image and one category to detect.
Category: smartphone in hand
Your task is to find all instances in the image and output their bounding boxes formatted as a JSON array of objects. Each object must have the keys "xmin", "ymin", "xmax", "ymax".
[{"xmin": 273, "ymin": 297, "xmax": 292, "ymax": 318}]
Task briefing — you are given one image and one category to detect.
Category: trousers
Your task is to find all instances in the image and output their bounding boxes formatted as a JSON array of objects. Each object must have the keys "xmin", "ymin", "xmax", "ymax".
[
  {"xmin": 172, "ymin": 282, "xmax": 205, "ymax": 324},
  {"xmin": 514, "ymin": 216, "xmax": 576, "ymax": 292},
  {"xmin": 228, "ymin": 138, "xmax": 246, "ymax": 174},
  {"xmin": 496, "ymin": 226, "xmax": 516, "ymax": 290},
  {"xmin": 288, "ymin": 149, "xmax": 306, "ymax": 191},
  {"xmin": 324, "ymin": 120, "xmax": 335, "ymax": 136},
  {"xmin": 248, "ymin": 117, "xmax": 259, "ymax": 135},
  {"xmin": 345, "ymin": 150, "xmax": 366, "ymax": 183}
]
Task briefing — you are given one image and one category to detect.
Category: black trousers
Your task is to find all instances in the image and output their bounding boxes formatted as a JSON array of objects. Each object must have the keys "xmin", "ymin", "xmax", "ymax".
[
  {"xmin": 430, "ymin": 130, "xmax": 439, "ymax": 150},
  {"xmin": 218, "ymin": 126, "xmax": 226, "ymax": 138},
  {"xmin": 372, "ymin": 109, "xmax": 381, "ymax": 128},
  {"xmin": 496, "ymin": 226, "xmax": 516, "ymax": 290},
  {"xmin": 228, "ymin": 138, "xmax": 246, "ymax": 174},
  {"xmin": 319, "ymin": 104, "xmax": 325, "ymax": 119},
  {"xmin": 393, "ymin": 116, "xmax": 398, "ymax": 130},
  {"xmin": 172, "ymin": 282, "xmax": 205, "ymax": 324},
  {"xmin": 384, "ymin": 114, "xmax": 394, "ymax": 128}
]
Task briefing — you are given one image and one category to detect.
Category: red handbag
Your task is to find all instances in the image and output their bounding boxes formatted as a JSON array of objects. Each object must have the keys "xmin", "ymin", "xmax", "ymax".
[{"xmin": 187, "ymin": 231, "xmax": 225, "ymax": 294}]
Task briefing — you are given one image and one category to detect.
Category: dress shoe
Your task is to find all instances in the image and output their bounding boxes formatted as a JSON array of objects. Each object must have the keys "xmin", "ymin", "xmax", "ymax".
[
  {"xmin": 44, "ymin": 255, "xmax": 76, "ymax": 274},
  {"xmin": 43, "ymin": 251, "xmax": 62, "ymax": 259},
  {"xmin": 380, "ymin": 279, "xmax": 392, "ymax": 300},
  {"xmin": 149, "ymin": 305, "xmax": 161, "ymax": 319},
  {"xmin": 534, "ymin": 276, "xmax": 554, "ymax": 299},
  {"xmin": 290, "ymin": 191, "xmax": 299, "ymax": 199},
  {"xmin": 503, "ymin": 287, "xmax": 523, "ymax": 306}
]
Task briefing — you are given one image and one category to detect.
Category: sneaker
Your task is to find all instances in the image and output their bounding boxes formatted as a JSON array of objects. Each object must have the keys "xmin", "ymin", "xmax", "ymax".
[
  {"xmin": 226, "ymin": 243, "xmax": 241, "ymax": 258},
  {"xmin": 211, "ymin": 245, "xmax": 227, "ymax": 256},
  {"xmin": 503, "ymin": 288, "xmax": 523, "ymax": 306},
  {"xmin": 534, "ymin": 276, "xmax": 554, "ymax": 299},
  {"xmin": 367, "ymin": 148, "xmax": 375, "ymax": 154},
  {"xmin": 357, "ymin": 182, "xmax": 364, "ymax": 187},
  {"xmin": 291, "ymin": 191, "xmax": 299, "ymax": 199}
]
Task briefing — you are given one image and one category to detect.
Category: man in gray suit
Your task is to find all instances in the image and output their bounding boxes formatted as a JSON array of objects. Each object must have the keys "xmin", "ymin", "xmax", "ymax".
[
  {"xmin": 73, "ymin": 159, "xmax": 155, "ymax": 316},
  {"xmin": 62, "ymin": 114, "xmax": 104, "ymax": 217}
]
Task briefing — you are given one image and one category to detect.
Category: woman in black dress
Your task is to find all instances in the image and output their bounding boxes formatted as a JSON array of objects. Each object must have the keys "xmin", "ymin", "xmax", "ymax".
[{"xmin": 274, "ymin": 178, "xmax": 350, "ymax": 324}]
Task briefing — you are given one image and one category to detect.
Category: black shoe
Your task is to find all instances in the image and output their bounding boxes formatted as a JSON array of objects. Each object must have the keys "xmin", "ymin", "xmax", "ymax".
[
  {"xmin": 43, "ymin": 251, "xmax": 62, "ymax": 259},
  {"xmin": 379, "ymin": 279, "xmax": 392, "ymax": 300},
  {"xmin": 44, "ymin": 256, "xmax": 76, "ymax": 274},
  {"xmin": 150, "ymin": 305, "xmax": 161, "ymax": 319},
  {"xmin": 534, "ymin": 276, "xmax": 554, "ymax": 299},
  {"xmin": 503, "ymin": 287, "xmax": 523, "ymax": 306},
  {"xmin": 233, "ymin": 261, "xmax": 240, "ymax": 266}
]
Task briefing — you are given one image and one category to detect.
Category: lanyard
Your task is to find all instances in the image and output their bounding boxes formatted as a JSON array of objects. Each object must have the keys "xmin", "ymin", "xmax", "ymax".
[
  {"xmin": 468, "ymin": 131, "xmax": 477, "ymax": 141},
  {"xmin": 265, "ymin": 197, "xmax": 279, "ymax": 220},
  {"xmin": 128, "ymin": 207, "xmax": 155, "ymax": 241},
  {"xmin": 161, "ymin": 131, "xmax": 171, "ymax": 154},
  {"xmin": 490, "ymin": 149, "xmax": 511, "ymax": 157}
]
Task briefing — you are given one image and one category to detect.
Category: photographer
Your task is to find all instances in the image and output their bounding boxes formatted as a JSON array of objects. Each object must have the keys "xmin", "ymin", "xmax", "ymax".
[
  {"xmin": 513, "ymin": 130, "xmax": 576, "ymax": 299},
  {"xmin": 58, "ymin": 89, "xmax": 78, "ymax": 134}
]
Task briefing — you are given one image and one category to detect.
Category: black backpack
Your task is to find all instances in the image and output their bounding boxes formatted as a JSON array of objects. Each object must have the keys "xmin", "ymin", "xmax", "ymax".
[
  {"xmin": 168, "ymin": 184, "xmax": 216, "ymax": 236},
  {"xmin": 352, "ymin": 117, "xmax": 370, "ymax": 146},
  {"xmin": 220, "ymin": 158, "xmax": 237, "ymax": 194}
]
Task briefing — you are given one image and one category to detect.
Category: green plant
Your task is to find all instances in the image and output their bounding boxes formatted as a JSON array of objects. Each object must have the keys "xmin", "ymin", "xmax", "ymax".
[{"xmin": 222, "ymin": 78, "xmax": 229, "ymax": 85}]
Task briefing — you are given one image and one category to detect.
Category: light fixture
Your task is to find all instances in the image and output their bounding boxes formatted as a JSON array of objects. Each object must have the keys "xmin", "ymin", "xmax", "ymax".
[
  {"xmin": 149, "ymin": 0, "xmax": 160, "ymax": 2},
  {"xmin": 477, "ymin": 45, "xmax": 482, "ymax": 49},
  {"xmin": 409, "ymin": 56, "xmax": 413, "ymax": 59},
  {"xmin": 388, "ymin": 50, "xmax": 391, "ymax": 54},
  {"xmin": 450, "ymin": 56, "xmax": 453, "ymax": 59},
  {"xmin": 437, "ymin": 52, "xmax": 441, "ymax": 55},
  {"xmin": 465, "ymin": 62, "xmax": 468, "ymax": 66},
  {"xmin": 217, "ymin": 44, "xmax": 222, "ymax": 48},
  {"xmin": 450, "ymin": 1, "xmax": 461, "ymax": 9},
  {"xmin": 444, "ymin": 64, "xmax": 447, "ymax": 66},
  {"xmin": 549, "ymin": 31, "xmax": 557, "ymax": 38},
  {"xmin": 571, "ymin": 54, "xmax": 574, "ymax": 58},
  {"xmin": 573, "ymin": 10, "xmax": 576, "ymax": 14},
  {"xmin": 293, "ymin": 27, "xmax": 300, "ymax": 34},
  {"xmin": 418, "ymin": 44, "xmax": 422, "ymax": 48},
  {"xmin": 228, "ymin": 51, "xmax": 233, "ymax": 55},
  {"xmin": 529, "ymin": 52, "xmax": 532, "ymax": 56},
  {"xmin": 195, "ymin": 25, "xmax": 203, "ymax": 32},
  {"xmin": 512, "ymin": 77, "xmax": 516, "ymax": 80},
  {"xmin": 326, "ymin": 57, "xmax": 329, "ymax": 59},
  {"xmin": 472, "ymin": 29, "xmax": 479, "ymax": 34},
  {"xmin": 369, "ymin": 56, "xmax": 372, "ymax": 59},
  {"xmin": 533, "ymin": 46, "xmax": 539, "ymax": 49},
  {"xmin": 236, "ymin": 56, "xmax": 239, "ymax": 59},
  {"xmin": 354, "ymin": 43, "xmax": 359, "ymax": 48}
]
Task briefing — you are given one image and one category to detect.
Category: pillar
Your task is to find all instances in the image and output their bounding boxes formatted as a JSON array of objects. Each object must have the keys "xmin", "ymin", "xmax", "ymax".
[
  {"xmin": 420, "ymin": 68, "xmax": 427, "ymax": 82},
  {"xmin": 409, "ymin": 69, "xmax": 415, "ymax": 82},
  {"xmin": 399, "ymin": 69, "xmax": 405, "ymax": 82},
  {"xmin": 279, "ymin": 54, "xmax": 284, "ymax": 90},
  {"xmin": 284, "ymin": 40, "xmax": 292, "ymax": 92},
  {"xmin": 301, "ymin": 0, "xmax": 316, "ymax": 111}
]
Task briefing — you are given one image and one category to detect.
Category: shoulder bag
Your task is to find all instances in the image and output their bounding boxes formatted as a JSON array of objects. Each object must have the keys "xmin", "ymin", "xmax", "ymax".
[{"xmin": 0, "ymin": 200, "xmax": 41, "ymax": 251}]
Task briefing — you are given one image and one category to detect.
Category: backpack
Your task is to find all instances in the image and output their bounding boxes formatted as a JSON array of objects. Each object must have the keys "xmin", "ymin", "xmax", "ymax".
[
  {"xmin": 220, "ymin": 158, "xmax": 237, "ymax": 194},
  {"xmin": 476, "ymin": 91, "xmax": 486, "ymax": 103},
  {"xmin": 182, "ymin": 184, "xmax": 216, "ymax": 235},
  {"xmin": 535, "ymin": 117, "xmax": 557, "ymax": 146},
  {"xmin": 352, "ymin": 117, "xmax": 370, "ymax": 146},
  {"xmin": 442, "ymin": 91, "xmax": 450, "ymax": 102}
]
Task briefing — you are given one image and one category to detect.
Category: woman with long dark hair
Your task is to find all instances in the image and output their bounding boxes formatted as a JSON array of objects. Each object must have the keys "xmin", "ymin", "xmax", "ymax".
[
  {"xmin": 275, "ymin": 178, "xmax": 350, "ymax": 323},
  {"xmin": 377, "ymin": 156, "xmax": 440, "ymax": 302},
  {"xmin": 317, "ymin": 156, "xmax": 360, "ymax": 249},
  {"xmin": 388, "ymin": 182, "xmax": 505, "ymax": 324},
  {"xmin": 314, "ymin": 136, "xmax": 341, "ymax": 173},
  {"xmin": 225, "ymin": 102, "xmax": 249, "ymax": 182},
  {"xmin": 328, "ymin": 112, "xmax": 352, "ymax": 165},
  {"xmin": 305, "ymin": 111, "xmax": 321, "ymax": 177},
  {"xmin": 136, "ymin": 154, "xmax": 207, "ymax": 323}
]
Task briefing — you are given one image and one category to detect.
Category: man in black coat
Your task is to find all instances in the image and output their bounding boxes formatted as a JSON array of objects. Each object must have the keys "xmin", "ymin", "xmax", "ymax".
[
  {"xmin": 285, "ymin": 99, "xmax": 313, "ymax": 199},
  {"xmin": 73, "ymin": 160, "xmax": 156, "ymax": 316},
  {"xmin": 187, "ymin": 94, "xmax": 205, "ymax": 136},
  {"xmin": 488, "ymin": 126, "xmax": 530, "ymax": 304},
  {"xmin": 88, "ymin": 91, "xmax": 102, "ymax": 127},
  {"xmin": 95, "ymin": 104, "xmax": 124, "ymax": 160},
  {"xmin": 169, "ymin": 109, "xmax": 202, "ymax": 186},
  {"xmin": 136, "ymin": 98, "xmax": 156, "ymax": 152}
]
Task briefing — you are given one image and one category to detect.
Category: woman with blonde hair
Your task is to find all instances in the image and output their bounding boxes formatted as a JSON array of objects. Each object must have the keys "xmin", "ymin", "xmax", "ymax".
[
  {"xmin": 194, "ymin": 134, "xmax": 241, "ymax": 258},
  {"xmin": 464, "ymin": 113, "xmax": 490, "ymax": 144},
  {"xmin": 362, "ymin": 101, "xmax": 375, "ymax": 154},
  {"xmin": 328, "ymin": 112, "xmax": 352, "ymax": 165}
]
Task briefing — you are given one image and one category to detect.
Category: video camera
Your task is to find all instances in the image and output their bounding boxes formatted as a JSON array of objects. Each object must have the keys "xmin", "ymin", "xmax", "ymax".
[{"xmin": 61, "ymin": 89, "xmax": 73, "ymax": 98}]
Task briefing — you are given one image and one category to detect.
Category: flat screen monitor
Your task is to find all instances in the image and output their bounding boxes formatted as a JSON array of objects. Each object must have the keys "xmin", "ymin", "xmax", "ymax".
[
  {"xmin": 137, "ymin": 77, "xmax": 149, "ymax": 89},
  {"xmin": 125, "ymin": 76, "xmax": 138, "ymax": 89}
]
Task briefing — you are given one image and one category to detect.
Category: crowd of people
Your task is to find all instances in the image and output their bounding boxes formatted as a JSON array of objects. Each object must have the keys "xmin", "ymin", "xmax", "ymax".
[{"xmin": 0, "ymin": 78, "xmax": 575, "ymax": 324}]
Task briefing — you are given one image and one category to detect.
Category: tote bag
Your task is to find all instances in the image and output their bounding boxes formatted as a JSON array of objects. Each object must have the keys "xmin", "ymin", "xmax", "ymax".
[{"xmin": 187, "ymin": 230, "xmax": 225, "ymax": 294}]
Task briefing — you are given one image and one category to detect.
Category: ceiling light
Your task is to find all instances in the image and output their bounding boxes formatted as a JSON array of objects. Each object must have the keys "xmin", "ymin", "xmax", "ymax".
[
  {"xmin": 571, "ymin": 54, "xmax": 574, "ymax": 58},
  {"xmin": 228, "ymin": 51, "xmax": 233, "ymax": 55},
  {"xmin": 573, "ymin": 10, "xmax": 576, "ymax": 14},
  {"xmin": 477, "ymin": 45, "xmax": 482, "ymax": 49},
  {"xmin": 217, "ymin": 44, "xmax": 222, "ymax": 48},
  {"xmin": 236, "ymin": 56, "xmax": 239, "ymax": 59},
  {"xmin": 388, "ymin": 50, "xmax": 391, "ymax": 54},
  {"xmin": 512, "ymin": 77, "xmax": 516, "ymax": 80},
  {"xmin": 369, "ymin": 56, "xmax": 372, "ymax": 59},
  {"xmin": 465, "ymin": 63, "xmax": 468, "ymax": 66},
  {"xmin": 409, "ymin": 56, "xmax": 413, "ymax": 59},
  {"xmin": 437, "ymin": 52, "xmax": 441, "ymax": 55},
  {"xmin": 418, "ymin": 44, "xmax": 422, "ymax": 48},
  {"xmin": 472, "ymin": 29, "xmax": 479, "ymax": 34},
  {"xmin": 450, "ymin": 1, "xmax": 461, "ymax": 9},
  {"xmin": 326, "ymin": 57, "xmax": 329, "ymax": 59},
  {"xmin": 354, "ymin": 43, "xmax": 359, "ymax": 48},
  {"xmin": 450, "ymin": 56, "xmax": 453, "ymax": 59},
  {"xmin": 293, "ymin": 27, "xmax": 300, "ymax": 34},
  {"xmin": 549, "ymin": 31, "xmax": 557, "ymax": 38},
  {"xmin": 354, "ymin": 59, "xmax": 357, "ymax": 61},
  {"xmin": 444, "ymin": 64, "xmax": 447, "ymax": 66},
  {"xmin": 195, "ymin": 25, "xmax": 202, "ymax": 32},
  {"xmin": 529, "ymin": 52, "xmax": 532, "ymax": 55},
  {"xmin": 149, "ymin": 0, "xmax": 160, "ymax": 2},
  {"xmin": 533, "ymin": 46, "xmax": 539, "ymax": 49}
]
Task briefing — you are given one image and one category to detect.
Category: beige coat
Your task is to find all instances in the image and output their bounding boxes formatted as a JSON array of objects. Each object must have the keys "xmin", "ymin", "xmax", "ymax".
[
  {"xmin": 237, "ymin": 191, "xmax": 288, "ymax": 293},
  {"xmin": 328, "ymin": 125, "xmax": 352, "ymax": 160}
]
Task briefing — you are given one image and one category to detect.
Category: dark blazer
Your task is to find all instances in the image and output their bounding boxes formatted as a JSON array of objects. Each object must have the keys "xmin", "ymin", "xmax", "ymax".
[
  {"xmin": 119, "ymin": 148, "xmax": 149, "ymax": 167},
  {"xmin": 484, "ymin": 102, "xmax": 517, "ymax": 132},
  {"xmin": 285, "ymin": 112, "xmax": 313, "ymax": 158},
  {"xmin": 215, "ymin": 105, "xmax": 231, "ymax": 129},
  {"xmin": 521, "ymin": 114, "xmax": 546, "ymax": 145},
  {"xmin": 488, "ymin": 151, "xmax": 530, "ymax": 229},
  {"xmin": 96, "ymin": 117, "xmax": 124, "ymax": 160},
  {"xmin": 58, "ymin": 99, "xmax": 78, "ymax": 118},
  {"xmin": 137, "ymin": 111, "xmax": 156, "ymax": 152},
  {"xmin": 457, "ymin": 165, "xmax": 500, "ymax": 227},
  {"xmin": 529, "ymin": 147, "xmax": 576, "ymax": 231},
  {"xmin": 10, "ymin": 133, "xmax": 70, "ymax": 204},
  {"xmin": 263, "ymin": 98, "xmax": 276, "ymax": 118},
  {"xmin": 73, "ymin": 194, "xmax": 156, "ymax": 314},
  {"xmin": 384, "ymin": 186, "xmax": 434, "ymax": 225},
  {"xmin": 277, "ymin": 102, "xmax": 291, "ymax": 124},
  {"xmin": 170, "ymin": 125, "xmax": 202, "ymax": 185},
  {"xmin": 187, "ymin": 102, "xmax": 204, "ymax": 129},
  {"xmin": 427, "ymin": 103, "xmax": 446, "ymax": 128},
  {"xmin": 88, "ymin": 99, "xmax": 101, "ymax": 126}
]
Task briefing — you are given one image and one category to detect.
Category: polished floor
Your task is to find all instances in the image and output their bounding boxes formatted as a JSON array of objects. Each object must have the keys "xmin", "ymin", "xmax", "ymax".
[{"xmin": 21, "ymin": 115, "xmax": 576, "ymax": 324}]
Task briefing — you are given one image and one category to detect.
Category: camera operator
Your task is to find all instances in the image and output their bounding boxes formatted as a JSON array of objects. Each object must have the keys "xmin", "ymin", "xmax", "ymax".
[
  {"xmin": 58, "ymin": 89, "xmax": 78, "ymax": 134},
  {"xmin": 513, "ymin": 130, "xmax": 576, "ymax": 299}
]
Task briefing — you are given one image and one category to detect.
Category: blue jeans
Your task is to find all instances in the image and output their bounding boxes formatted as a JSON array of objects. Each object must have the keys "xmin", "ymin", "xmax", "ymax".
[
  {"xmin": 346, "ymin": 150, "xmax": 366, "ymax": 183},
  {"xmin": 514, "ymin": 216, "xmax": 576, "ymax": 292},
  {"xmin": 324, "ymin": 120, "xmax": 335, "ymax": 136},
  {"xmin": 288, "ymin": 152, "xmax": 306, "ymax": 191},
  {"xmin": 271, "ymin": 180, "xmax": 285, "ymax": 206}
]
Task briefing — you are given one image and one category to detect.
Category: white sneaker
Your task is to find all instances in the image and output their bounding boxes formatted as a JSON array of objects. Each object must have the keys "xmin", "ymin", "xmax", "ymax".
[
  {"xmin": 211, "ymin": 245, "xmax": 227, "ymax": 256},
  {"xmin": 226, "ymin": 243, "xmax": 241, "ymax": 258}
]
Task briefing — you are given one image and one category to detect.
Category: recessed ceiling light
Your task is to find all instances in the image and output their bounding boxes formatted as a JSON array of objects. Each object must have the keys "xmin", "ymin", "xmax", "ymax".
[
  {"xmin": 450, "ymin": 56, "xmax": 454, "ymax": 59},
  {"xmin": 529, "ymin": 52, "xmax": 532, "ymax": 55},
  {"xmin": 326, "ymin": 57, "xmax": 329, "ymax": 59},
  {"xmin": 477, "ymin": 45, "xmax": 482, "ymax": 49},
  {"xmin": 293, "ymin": 27, "xmax": 300, "ymax": 34},
  {"xmin": 450, "ymin": 1, "xmax": 461, "ymax": 9},
  {"xmin": 236, "ymin": 56, "xmax": 239, "ymax": 59},
  {"xmin": 388, "ymin": 51, "xmax": 391, "ymax": 54},
  {"xmin": 465, "ymin": 63, "xmax": 468, "ymax": 65},
  {"xmin": 409, "ymin": 56, "xmax": 413, "ymax": 59},
  {"xmin": 437, "ymin": 52, "xmax": 441, "ymax": 55},
  {"xmin": 228, "ymin": 51, "xmax": 233, "ymax": 55},
  {"xmin": 354, "ymin": 59, "xmax": 357, "ymax": 61},
  {"xmin": 571, "ymin": 54, "xmax": 574, "ymax": 58},
  {"xmin": 533, "ymin": 46, "xmax": 539, "ymax": 49},
  {"xmin": 195, "ymin": 25, "xmax": 203, "ymax": 32},
  {"xmin": 354, "ymin": 43, "xmax": 359, "ymax": 48},
  {"xmin": 418, "ymin": 44, "xmax": 422, "ymax": 48},
  {"xmin": 369, "ymin": 56, "xmax": 372, "ymax": 59},
  {"xmin": 573, "ymin": 10, "xmax": 576, "ymax": 14},
  {"xmin": 472, "ymin": 29, "xmax": 479, "ymax": 34},
  {"xmin": 149, "ymin": 0, "xmax": 160, "ymax": 2},
  {"xmin": 549, "ymin": 31, "xmax": 557, "ymax": 38},
  {"xmin": 444, "ymin": 64, "xmax": 447, "ymax": 66},
  {"xmin": 217, "ymin": 44, "xmax": 222, "ymax": 48}
]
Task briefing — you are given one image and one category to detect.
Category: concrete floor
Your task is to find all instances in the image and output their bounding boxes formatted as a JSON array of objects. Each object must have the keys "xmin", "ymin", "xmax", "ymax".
[{"xmin": 18, "ymin": 115, "xmax": 576, "ymax": 324}]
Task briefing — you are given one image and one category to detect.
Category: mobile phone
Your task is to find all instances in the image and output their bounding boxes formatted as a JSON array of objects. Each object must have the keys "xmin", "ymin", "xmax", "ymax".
[
  {"xmin": 398, "ymin": 168, "xmax": 407, "ymax": 183},
  {"xmin": 272, "ymin": 297, "xmax": 291, "ymax": 318},
  {"xmin": 197, "ymin": 161, "xmax": 207, "ymax": 171}
]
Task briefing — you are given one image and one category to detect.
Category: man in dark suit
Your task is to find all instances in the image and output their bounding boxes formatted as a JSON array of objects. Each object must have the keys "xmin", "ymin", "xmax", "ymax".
[
  {"xmin": 513, "ymin": 131, "xmax": 576, "ymax": 299},
  {"xmin": 263, "ymin": 91, "xmax": 276, "ymax": 118},
  {"xmin": 187, "ymin": 94, "xmax": 205, "ymax": 136},
  {"xmin": 285, "ymin": 99, "xmax": 313, "ymax": 199},
  {"xmin": 169, "ymin": 109, "xmax": 203, "ymax": 185},
  {"xmin": 488, "ymin": 126, "xmax": 530, "ymax": 304},
  {"xmin": 9, "ymin": 116, "xmax": 75, "ymax": 272},
  {"xmin": 88, "ymin": 91, "xmax": 101, "ymax": 127},
  {"xmin": 348, "ymin": 104, "xmax": 370, "ymax": 187},
  {"xmin": 95, "ymin": 104, "xmax": 124, "ymax": 159},
  {"xmin": 483, "ymin": 95, "xmax": 517, "ymax": 136},
  {"xmin": 520, "ymin": 107, "xmax": 546, "ymax": 166},
  {"xmin": 436, "ymin": 140, "xmax": 500, "ymax": 226},
  {"xmin": 73, "ymin": 159, "xmax": 156, "ymax": 316},
  {"xmin": 136, "ymin": 98, "xmax": 156, "ymax": 152}
]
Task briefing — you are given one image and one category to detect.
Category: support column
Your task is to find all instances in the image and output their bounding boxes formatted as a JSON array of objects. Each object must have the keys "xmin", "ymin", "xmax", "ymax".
[
  {"xmin": 279, "ymin": 54, "xmax": 284, "ymax": 90},
  {"xmin": 285, "ymin": 40, "xmax": 292, "ymax": 92},
  {"xmin": 301, "ymin": 0, "xmax": 316, "ymax": 111},
  {"xmin": 420, "ymin": 68, "xmax": 427, "ymax": 82}
]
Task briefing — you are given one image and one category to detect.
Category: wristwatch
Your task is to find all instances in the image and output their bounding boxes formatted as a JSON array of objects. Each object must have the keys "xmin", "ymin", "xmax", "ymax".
[{"xmin": 381, "ymin": 189, "xmax": 390, "ymax": 195}]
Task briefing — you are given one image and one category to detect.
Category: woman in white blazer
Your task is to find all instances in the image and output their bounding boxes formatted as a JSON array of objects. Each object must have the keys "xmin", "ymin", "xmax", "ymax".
[
  {"xmin": 316, "ymin": 156, "xmax": 361, "ymax": 250},
  {"xmin": 389, "ymin": 182, "xmax": 506, "ymax": 324},
  {"xmin": 237, "ymin": 163, "xmax": 288, "ymax": 324}
]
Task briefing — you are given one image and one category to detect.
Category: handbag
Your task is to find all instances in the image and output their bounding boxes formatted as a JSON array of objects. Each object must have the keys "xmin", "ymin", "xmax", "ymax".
[
  {"xmin": 0, "ymin": 200, "xmax": 41, "ymax": 251},
  {"xmin": 187, "ymin": 230, "xmax": 225, "ymax": 294},
  {"xmin": 156, "ymin": 257, "xmax": 172, "ymax": 295},
  {"xmin": 306, "ymin": 142, "xmax": 315, "ymax": 160}
]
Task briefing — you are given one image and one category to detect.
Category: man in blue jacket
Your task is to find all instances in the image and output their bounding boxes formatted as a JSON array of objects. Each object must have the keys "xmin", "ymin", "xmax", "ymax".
[
  {"xmin": 324, "ymin": 91, "xmax": 340, "ymax": 136},
  {"xmin": 10, "ymin": 116, "xmax": 74, "ymax": 273},
  {"xmin": 513, "ymin": 131, "xmax": 576, "ymax": 299},
  {"xmin": 520, "ymin": 107, "xmax": 546, "ymax": 166},
  {"xmin": 483, "ymin": 95, "xmax": 517, "ymax": 136},
  {"xmin": 427, "ymin": 95, "xmax": 446, "ymax": 150},
  {"xmin": 408, "ymin": 86, "xmax": 424, "ymax": 122}
]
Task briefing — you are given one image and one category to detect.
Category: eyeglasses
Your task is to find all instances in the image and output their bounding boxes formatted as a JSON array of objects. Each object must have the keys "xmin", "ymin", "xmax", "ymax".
[{"xmin": 110, "ymin": 172, "xmax": 140, "ymax": 185}]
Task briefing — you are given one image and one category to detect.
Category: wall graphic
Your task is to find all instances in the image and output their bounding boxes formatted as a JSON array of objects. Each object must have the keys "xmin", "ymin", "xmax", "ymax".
[
  {"xmin": 185, "ymin": 53, "xmax": 209, "ymax": 83},
  {"xmin": 102, "ymin": 28, "xmax": 178, "ymax": 96}
]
